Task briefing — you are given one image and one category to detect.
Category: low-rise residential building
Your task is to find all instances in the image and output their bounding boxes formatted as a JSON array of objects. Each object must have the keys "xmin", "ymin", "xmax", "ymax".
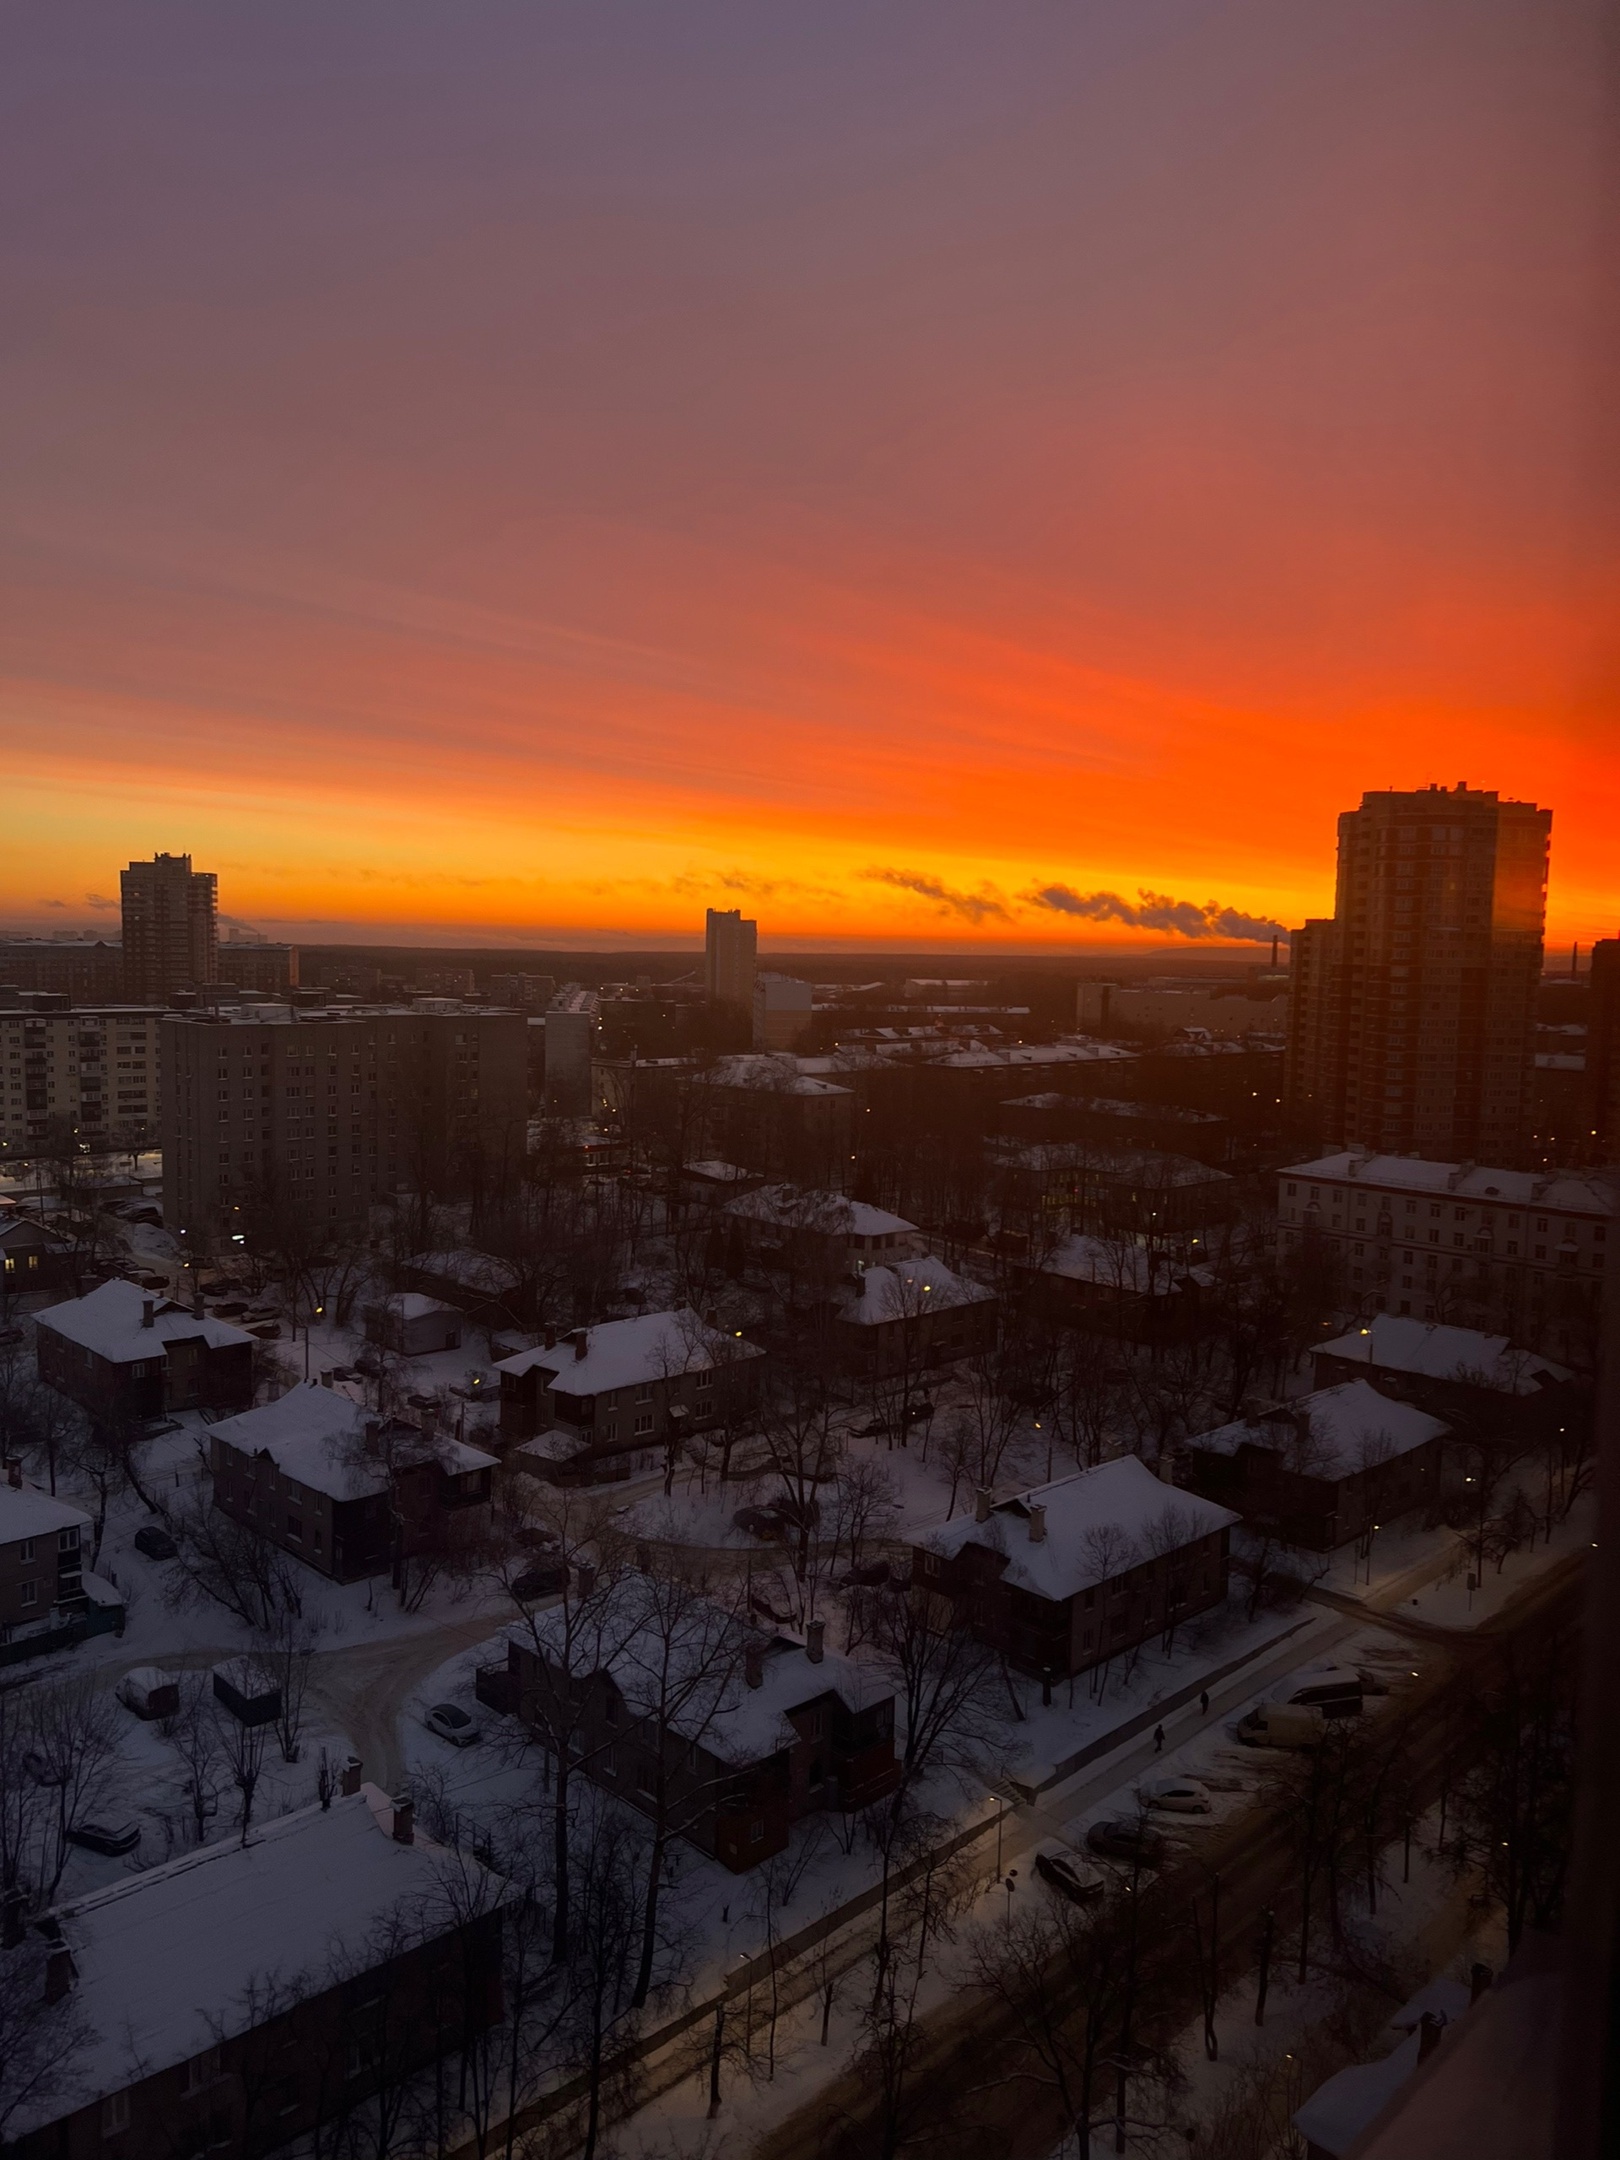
[
  {"xmin": 35, "ymin": 1278, "xmax": 254, "ymax": 1424},
  {"xmin": 914, "ymin": 1457, "xmax": 1237, "ymax": 1679},
  {"xmin": 398, "ymin": 1248, "xmax": 525, "ymax": 1328},
  {"xmin": 833, "ymin": 1256, "xmax": 997, "ymax": 1376},
  {"xmin": 1312, "ymin": 1315, "xmax": 1578, "ymax": 1440},
  {"xmin": 0, "ymin": 1005, "xmax": 164, "ymax": 1156},
  {"xmin": 6, "ymin": 1781, "xmax": 509, "ymax": 2160},
  {"xmin": 0, "ymin": 1475, "xmax": 90, "ymax": 1639},
  {"xmin": 363, "ymin": 1292, "xmax": 464, "ymax": 1357},
  {"xmin": 989, "ymin": 1139, "xmax": 1234, "ymax": 1256},
  {"xmin": 1277, "ymin": 1150, "xmax": 1617, "ymax": 1359},
  {"xmin": 495, "ymin": 1308, "xmax": 764, "ymax": 1448},
  {"xmin": 0, "ymin": 1214, "xmax": 76, "ymax": 1294},
  {"xmin": 1178, "ymin": 1379, "xmax": 1448, "ymax": 1552},
  {"xmin": 1022, "ymin": 1232, "xmax": 1212, "ymax": 1338},
  {"xmin": 690, "ymin": 1054, "xmax": 858, "ymax": 1191},
  {"xmin": 722, "ymin": 1184, "xmax": 921, "ymax": 1280},
  {"xmin": 505, "ymin": 1611, "xmax": 899, "ymax": 1870},
  {"xmin": 209, "ymin": 1384, "xmax": 496, "ymax": 1582}
]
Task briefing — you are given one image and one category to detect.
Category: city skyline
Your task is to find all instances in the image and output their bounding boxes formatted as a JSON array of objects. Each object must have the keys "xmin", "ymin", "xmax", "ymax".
[{"xmin": 3, "ymin": 4, "xmax": 1614, "ymax": 949}]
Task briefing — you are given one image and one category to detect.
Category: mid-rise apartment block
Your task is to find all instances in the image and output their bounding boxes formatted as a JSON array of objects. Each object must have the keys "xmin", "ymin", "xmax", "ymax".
[
  {"xmin": 1588, "ymin": 937, "xmax": 1620, "ymax": 1165},
  {"xmin": 705, "ymin": 906, "xmax": 757, "ymax": 1009},
  {"xmin": 161, "ymin": 1003, "xmax": 527, "ymax": 1247},
  {"xmin": 120, "ymin": 852, "xmax": 218, "ymax": 1004},
  {"xmin": 0, "ymin": 1006, "xmax": 163, "ymax": 1154},
  {"xmin": 0, "ymin": 940, "xmax": 125, "ymax": 1002},
  {"xmin": 1278, "ymin": 1149, "xmax": 1616, "ymax": 1359},
  {"xmin": 1285, "ymin": 785, "xmax": 1550, "ymax": 1164}
]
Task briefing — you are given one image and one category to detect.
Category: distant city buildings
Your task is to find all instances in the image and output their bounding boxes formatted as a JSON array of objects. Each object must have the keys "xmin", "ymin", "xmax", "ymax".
[
  {"xmin": 752, "ymin": 971, "xmax": 813, "ymax": 1050},
  {"xmin": 120, "ymin": 851, "xmax": 218, "ymax": 1004},
  {"xmin": 1285, "ymin": 785, "xmax": 1550, "ymax": 1164},
  {"xmin": 1588, "ymin": 936, "xmax": 1620, "ymax": 1163},
  {"xmin": 0, "ymin": 1004, "xmax": 163, "ymax": 1154},
  {"xmin": 704, "ymin": 905, "xmax": 757, "ymax": 1009}
]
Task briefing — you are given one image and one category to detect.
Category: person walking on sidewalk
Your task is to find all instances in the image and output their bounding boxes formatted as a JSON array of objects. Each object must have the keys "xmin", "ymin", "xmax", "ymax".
[
  {"xmin": 1200, "ymin": 1689, "xmax": 1210, "ymax": 1716},
  {"xmin": 1153, "ymin": 1724, "xmax": 1165, "ymax": 1753}
]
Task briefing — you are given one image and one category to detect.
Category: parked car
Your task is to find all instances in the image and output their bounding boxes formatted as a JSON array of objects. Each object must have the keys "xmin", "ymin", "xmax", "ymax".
[
  {"xmin": 1288, "ymin": 1672, "xmax": 1364, "ymax": 1718},
  {"xmin": 67, "ymin": 1819, "xmax": 141, "ymax": 1857},
  {"xmin": 424, "ymin": 1702, "xmax": 481, "ymax": 1748},
  {"xmin": 1236, "ymin": 1702, "xmax": 1327, "ymax": 1750},
  {"xmin": 839, "ymin": 1558, "xmax": 891, "ymax": 1589},
  {"xmin": 1141, "ymin": 1776, "xmax": 1212, "ymax": 1815},
  {"xmin": 509, "ymin": 1558, "xmax": 568, "ymax": 1602},
  {"xmin": 1034, "ymin": 1843, "xmax": 1108, "ymax": 1904},
  {"xmin": 850, "ymin": 1417, "xmax": 890, "ymax": 1440},
  {"xmin": 133, "ymin": 1525, "xmax": 177, "ymax": 1561},
  {"xmin": 1085, "ymin": 1818, "xmax": 1167, "ymax": 1866}
]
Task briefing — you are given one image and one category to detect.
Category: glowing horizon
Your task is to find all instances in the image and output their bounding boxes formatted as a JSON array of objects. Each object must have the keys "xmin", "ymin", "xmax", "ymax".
[{"xmin": 3, "ymin": 4, "xmax": 1614, "ymax": 951}]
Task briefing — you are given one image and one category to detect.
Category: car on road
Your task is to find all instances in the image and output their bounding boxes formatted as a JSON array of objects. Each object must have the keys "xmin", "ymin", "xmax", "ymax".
[
  {"xmin": 1141, "ymin": 1776, "xmax": 1212, "ymax": 1815},
  {"xmin": 133, "ymin": 1525, "xmax": 177, "ymax": 1561},
  {"xmin": 1034, "ymin": 1843, "xmax": 1108, "ymax": 1905},
  {"xmin": 1085, "ymin": 1818, "xmax": 1167, "ymax": 1866},
  {"xmin": 423, "ymin": 1702, "xmax": 481, "ymax": 1748},
  {"xmin": 67, "ymin": 1819, "xmax": 142, "ymax": 1857},
  {"xmin": 1236, "ymin": 1702, "xmax": 1327, "ymax": 1750}
]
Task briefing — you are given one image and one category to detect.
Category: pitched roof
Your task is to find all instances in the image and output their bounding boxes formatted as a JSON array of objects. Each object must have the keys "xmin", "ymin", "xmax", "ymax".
[
  {"xmin": 1282, "ymin": 1153, "xmax": 1620, "ymax": 1216},
  {"xmin": 0, "ymin": 1481, "xmax": 91, "ymax": 1544},
  {"xmin": 211, "ymin": 1385, "xmax": 495, "ymax": 1501},
  {"xmin": 1317, "ymin": 1316, "xmax": 1572, "ymax": 1395},
  {"xmin": 837, "ymin": 1256, "xmax": 994, "ymax": 1326},
  {"xmin": 35, "ymin": 1278, "xmax": 254, "ymax": 1364},
  {"xmin": 724, "ymin": 1185, "xmax": 917, "ymax": 1239},
  {"xmin": 495, "ymin": 1309, "xmax": 763, "ymax": 1392},
  {"xmin": 1037, "ymin": 1235, "xmax": 1210, "ymax": 1295},
  {"xmin": 1187, "ymin": 1379, "xmax": 1447, "ymax": 1480},
  {"xmin": 923, "ymin": 1455, "xmax": 1238, "ymax": 1602},
  {"xmin": 17, "ymin": 1786, "xmax": 509, "ymax": 2133}
]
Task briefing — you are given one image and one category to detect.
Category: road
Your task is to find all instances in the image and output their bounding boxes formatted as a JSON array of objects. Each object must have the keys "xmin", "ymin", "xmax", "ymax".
[{"xmin": 751, "ymin": 1548, "xmax": 1584, "ymax": 2160}]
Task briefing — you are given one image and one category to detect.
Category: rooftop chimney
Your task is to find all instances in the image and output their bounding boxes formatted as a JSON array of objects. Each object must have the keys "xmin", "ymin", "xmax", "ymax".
[
  {"xmin": 704, "ymin": 1306, "xmax": 718, "ymax": 1328},
  {"xmin": 141, "ymin": 1298, "xmax": 155, "ymax": 1329},
  {"xmin": 44, "ymin": 1946, "xmax": 76, "ymax": 2004},
  {"xmin": 340, "ymin": 1755, "xmax": 363, "ymax": 1798},
  {"xmin": 1417, "ymin": 2011, "xmax": 1445, "ymax": 2063},
  {"xmin": 192, "ymin": 1279, "xmax": 204, "ymax": 1320},
  {"xmin": 544, "ymin": 1325, "xmax": 557, "ymax": 1350},
  {"xmin": 571, "ymin": 1329, "xmax": 589, "ymax": 1361},
  {"xmin": 806, "ymin": 1618, "xmax": 825, "ymax": 1665},
  {"xmin": 575, "ymin": 1563, "xmax": 596, "ymax": 1601},
  {"xmin": 5, "ymin": 1458, "xmax": 21, "ymax": 1490},
  {"xmin": 974, "ymin": 1487, "xmax": 993, "ymax": 1524},
  {"xmin": 744, "ymin": 1641, "xmax": 764, "ymax": 1690},
  {"xmin": 1027, "ymin": 1504, "xmax": 1047, "ymax": 1545},
  {"xmin": 392, "ymin": 1791, "xmax": 415, "ymax": 1845}
]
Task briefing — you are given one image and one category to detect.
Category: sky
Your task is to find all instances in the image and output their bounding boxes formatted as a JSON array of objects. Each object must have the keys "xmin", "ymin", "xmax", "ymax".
[{"xmin": 2, "ymin": 1, "xmax": 1616, "ymax": 952}]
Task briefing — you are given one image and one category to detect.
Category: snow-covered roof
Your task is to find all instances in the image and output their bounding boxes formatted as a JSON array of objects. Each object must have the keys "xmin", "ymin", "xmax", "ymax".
[
  {"xmin": 518, "ymin": 1602, "xmax": 886, "ymax": 1765},
  {"xmin": 682, "ymin": 1159, "xmax": 756, "ymax": 1183},
  {"xmin": 724, "ymin": 1185, "xmax": 917, "ymax": 1239},
  {"xmin": 17, "ymin": 1786, "xmax": 510, "ymax": 2132},
  {"xmin": 34, "ymin": 1278, "xmax": 254, "ymax": 1363},
  {"xmin": 1292, "ymin": 1976, "xmax": 1473, "ymax": 2160},
  {"xmin": 379, "ymin": 1291, "xmax": 461, "ymax": 1322},
  {"xmin": 1283, "ymin": 1152, "xmax": 1620, "ymax": 1217},
  {"xmin": 0, "ymin": 1481, "xmax": 91, "ymax": 1544},
  {"xmin": 1317, "ymin": 1316, "xmax": 1573, "ymax": 1395},
  {"xmin": 211, "ymin": 1385, "xmax": 496, "ymax": 1501},
  {"xmin": 837, "ymin": 1256, "xmax": 994, "ymax": 1326},
  {"xmin": 1187, "ymin": 1380, "xmax": 1447, "ymax": 1480},
  {"xmin": 934, "ymin": 1042, "xmax": 1135, "ymax": 1071},
  {"xmin": 495, "ymin": 1309, "xmax": 763, "ymax": 1394},
  {"xmin": 923, "ymin": 1455, "xmax": 1238, "ymax": 1602},
  {"xmin": 701, "ymin": 1055, "xmax": 854, "ymax": 1097},
  {"xmin": 1038, "ymin": 1235, "xmax": 1210, "ymax": 1295}
]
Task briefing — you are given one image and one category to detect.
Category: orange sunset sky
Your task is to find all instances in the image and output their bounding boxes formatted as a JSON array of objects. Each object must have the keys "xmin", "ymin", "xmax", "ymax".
[{"xmin": 3, "ymin": 2, "xmax": 1616, "ymax": 953}]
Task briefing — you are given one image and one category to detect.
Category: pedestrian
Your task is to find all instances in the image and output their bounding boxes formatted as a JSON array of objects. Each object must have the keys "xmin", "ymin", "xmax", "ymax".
[
  {"xmin": 1153, "ymin": 1723, "xmax": 1165, "ymax": 1753},
  {"xmin": 1200, "ymin": 1689, "xmax": 1210, "ymax": 1716}
]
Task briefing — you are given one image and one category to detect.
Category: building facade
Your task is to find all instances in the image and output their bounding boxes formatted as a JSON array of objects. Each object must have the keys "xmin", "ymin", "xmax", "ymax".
[
  {"xmin": 1284, "ymin": 785, "xmax": 1550, "ymax": 1164},
  {"xmin": 0, "ymin": 1477, "xmax": 90, "ymax": 1637},
  {"xmin": 1278, "ymin": 1150, "xmax": 1616, "ymax": 1361},
  {"xmin": 120, "ymin": 852, "xmax": 218, "ymax": 1004},
  {"xmin": 160, "ymin": 1004, "xmax": 528, "ymax": 1247},
  {"xmin": 35, "ymin": 1279, "xmax": 255, "ymax": 1424},
  {"xmin": 496, "ymin": 1309, "xmax": 765, "ymax": 1446},
  {"xmin": 0, "ymin": 1006, "xmax": 163, "ymax": 1156},
  {"xmin": 1588, "ymin": 937, "xmax": 1620, "ymax": 1165},
  {"xmin": 0, "ymin": 942, "xmax": 125, "ymax": 1003},
  {"xmin": 704, "ymin": 907, "xmax": 757, "ymax": 1010}
]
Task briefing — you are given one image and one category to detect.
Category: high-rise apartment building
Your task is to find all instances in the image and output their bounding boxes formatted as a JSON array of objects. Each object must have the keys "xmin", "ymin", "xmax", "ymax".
[
  {"xmin": 704, "ymin": 907, "xmax": 757, "ymax": 1008},
  {"xmin": 120, "ymin": 853, "xmax": 218, "ymax": 1004},
  {"xmin": 161, "ymin": 1005, "xmax": 528, "ymax": 1246},
  {"xmin": 0, "ymin": 1006, "xmax": 163, "ymax": 1154},
  {"xmin": 1588, "ymin": 938, "xmax": 1620, "ymax": 1165},
  {"xmin": 1285, "ymin": 785, "xmax": 1550, "ymax": 1164}
]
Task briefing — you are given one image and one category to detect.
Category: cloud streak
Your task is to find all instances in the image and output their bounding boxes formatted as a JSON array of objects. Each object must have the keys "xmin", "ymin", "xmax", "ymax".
[
  {"xmin": 1024, "ymin": 884, "xmax": 1287, "ymax": 943},
  {"xmin": 862, "ymin": 868, "xmax": 1012, "ymax": 924}
]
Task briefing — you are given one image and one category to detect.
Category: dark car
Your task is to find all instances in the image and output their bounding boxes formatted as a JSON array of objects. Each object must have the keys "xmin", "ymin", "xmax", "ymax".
[
  {"xmin": 133, "ymin": 1525, "xmax": 177, "ymax": 1561},
  {"xmin": 510, "ymin": 1558, "xmax": 568, "ymax": 1602},
  {"xmin": 850, "ymin": 1418, "xmax": 890, "ymax": 1440},
  {"xmin": 1034, "ymin": 1845, "xmax": 1107, "ymax": 1905},
  {"xmin": 1085, "ymin": 1818, "xmax": 1167, "ymax": 1867},
  {"xmin": 67, "ymin": 1819, "xmax": 142, "ymax": 1857}
]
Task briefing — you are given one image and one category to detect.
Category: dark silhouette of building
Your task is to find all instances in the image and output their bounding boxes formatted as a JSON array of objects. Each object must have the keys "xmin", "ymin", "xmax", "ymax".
[
  {"xmin": 120, "ymin": 852, "xmax": 218, "ymax": 1004},
  {"xmin": 1285, "ymin": 786, "xmax": 1550, "ymax": 1165},
  {"xmin": 1588, "ymin": 938, "xmax": 1620, "ymax": 1164}
]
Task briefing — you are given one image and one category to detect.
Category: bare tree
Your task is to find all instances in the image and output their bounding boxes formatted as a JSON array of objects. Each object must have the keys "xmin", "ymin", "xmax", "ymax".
[
  {"xmin": 161, "ymin": 1485, "xmax": 305, "ymax": 1631},
  {"xmin": 217, "ymin": 1704, "xmax": 270, "ymax": 1845},
  {"xmin": 30, "ymin": 1676, "xmax": 123, "ymax": 1898},
  {"xmin": 255, "ymin": 1606, "xmax": 324, "ymax": 1764},
  {"xmin": 165, "ymin": 1677, "xmax": 226, "ymax": 1846}
]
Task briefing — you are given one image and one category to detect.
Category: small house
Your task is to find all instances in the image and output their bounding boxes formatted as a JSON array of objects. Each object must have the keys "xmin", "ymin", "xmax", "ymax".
[
  {"xmin": 914, "ymin": 1456, "xmax": 1237, "ymax": 1680},
  {"xmin": 34, "ymin": 1277, "xmax": 254, "ymax": 1424},
  {"xmin": 495, "ymin": 1308, "xmax": 764, "ymax": 1447},
  {"xmin": 1312, "ymin": 1316, "xmax": 1577, "ymax": 1442},
  {"xmin": 1179, "ymin": 1380, "xmax": 1448, "ymax": 1552},
  {"xmin": 0, "ymin": 1213, "xmax": 75, "ymax": 1292},
  {"xmin": 832, "ymin": 1257, "xmax": 997, "ymax": 1377},
  {"xmin": 0, "ymin": 1473, "xmax": 90, "ymax": 1641},
  {"xmin": 364, "ymin": 1292, "xmax": 464, "ymax": 1358}
]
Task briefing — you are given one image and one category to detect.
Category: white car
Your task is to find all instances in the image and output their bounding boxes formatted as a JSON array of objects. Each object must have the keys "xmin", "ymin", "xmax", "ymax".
[
  {"xmin": 423, "ymin": 1702, "xmax": 481, "ymax": 1748},
  {"xmin": 1141, "ymin": 1776, "xmax": 1212, "ymax": 1814}
]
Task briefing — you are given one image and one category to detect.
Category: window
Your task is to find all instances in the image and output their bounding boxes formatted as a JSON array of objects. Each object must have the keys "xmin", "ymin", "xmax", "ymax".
[
  {"xmin": 750, "ymin": 1819, "xmax": 765, "ymax": 1842},
  {"xmin": 101, "ymin": 2091, "xmax": 132, "ymax": 2135},
  {"xmin": 17, "ymin": 1538, "xmax": 34, "ymax": 1563},
  {"xmin": 184, "ymin": 2046, "xmax": 223, "ymax": 2094},
  {"xmin": 57, "ymin": 1527, "xmax": 78, "ymax": 1553},
  {"xmin": 634, "ymin": 1413, "xmax": 654, "ymax": 1435},
  {"xmin": 635, "ymin": 1385, "xmax": 652, "ymax": 1404},
  {"xmin": 18, "ymin": 1582, "xmax": 36, "ymax": 1608}
]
